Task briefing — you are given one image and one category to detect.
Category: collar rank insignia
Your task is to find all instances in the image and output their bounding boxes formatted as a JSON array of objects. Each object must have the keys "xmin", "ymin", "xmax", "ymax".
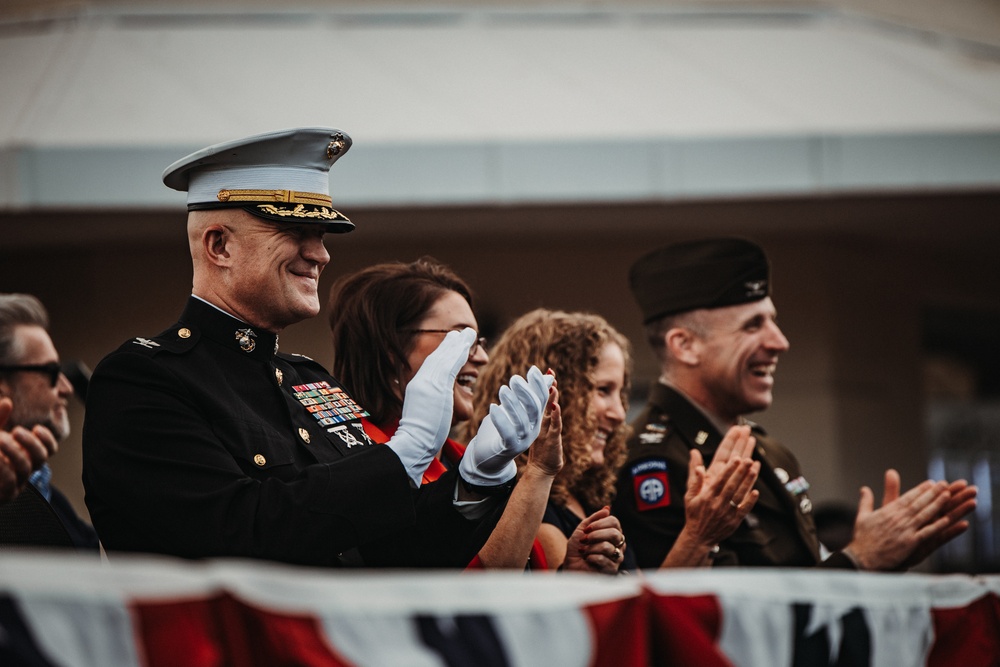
[
  {"xmin": 235, "ymin": 328, "xmax": 257, "ymax": 353},
  {"xmin": 132, "ymin": 337, "xmax": 160, "ymax": 349}
]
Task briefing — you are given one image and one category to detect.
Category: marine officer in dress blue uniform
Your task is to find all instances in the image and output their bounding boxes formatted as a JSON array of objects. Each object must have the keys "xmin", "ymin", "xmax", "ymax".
[
  {"xmin": 82, "ymin": 128, "xmax": 551, "ymax": 567},
  {"xmin": 613, "ymin": 238, "xmax": 977, "ymax": 571}
]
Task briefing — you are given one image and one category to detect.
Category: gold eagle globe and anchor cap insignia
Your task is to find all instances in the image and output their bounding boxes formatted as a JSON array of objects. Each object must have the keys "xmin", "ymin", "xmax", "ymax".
[{"xmin": 161, "ymin": 128, "xmax": 355, "ymax": 233}]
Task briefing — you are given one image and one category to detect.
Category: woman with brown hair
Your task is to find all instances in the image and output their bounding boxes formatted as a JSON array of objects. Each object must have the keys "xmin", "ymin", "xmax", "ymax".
[
  {"xmin": 327, "ymin": 257, "xmax": 564, "ymax": 569},
  {"xmin": 466, "ymin": 308, "xmax": 760, "ymax": 573}
]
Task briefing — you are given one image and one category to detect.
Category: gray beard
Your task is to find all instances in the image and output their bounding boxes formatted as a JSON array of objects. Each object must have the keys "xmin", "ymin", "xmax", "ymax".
[{"xmin": 8, "ymin": 408, "xmax": 68, "ymax": 444}]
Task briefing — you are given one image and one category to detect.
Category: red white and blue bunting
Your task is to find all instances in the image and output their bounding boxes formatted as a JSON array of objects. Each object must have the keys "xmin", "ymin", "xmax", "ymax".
[{"xmin": 0, "ymin": 552, "xmax": 997, "ymax": 666}]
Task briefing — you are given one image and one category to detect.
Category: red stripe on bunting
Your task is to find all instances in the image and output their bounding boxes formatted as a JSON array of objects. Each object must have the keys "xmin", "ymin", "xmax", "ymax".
[
  {"xmin": 132, "ymin": 596, "xmax": 228, "ymax": 667},
  {"xmin": 928, "ymin": 592, "xmax": 1000, "ymax": 667},
  {"xmin": 584, "ymin": 594, "xmax": 649, "ymax": 667},
  {"xmin": 648, "ymin": 594, "xmax": 731, "ymax": 667},
  {"xmin": 133, "ymin": 594, "xmax": 356, "ymax": 667}
]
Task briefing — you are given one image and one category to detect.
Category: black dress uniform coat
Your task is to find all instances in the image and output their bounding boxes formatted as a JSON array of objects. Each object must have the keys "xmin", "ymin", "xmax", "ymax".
[
  {"xmin": 83, "ymin": 297, "xmax": 494, "ymax": 568},
  {"xmin": 612, "ymin": 383, "xmax": 854, "ymax": 570}
]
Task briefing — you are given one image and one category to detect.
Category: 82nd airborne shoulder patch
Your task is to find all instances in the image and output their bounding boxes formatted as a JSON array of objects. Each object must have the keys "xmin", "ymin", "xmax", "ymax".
[{"xmin": 631, "ymin": 458, "xmax": 671, "ymax": 511}]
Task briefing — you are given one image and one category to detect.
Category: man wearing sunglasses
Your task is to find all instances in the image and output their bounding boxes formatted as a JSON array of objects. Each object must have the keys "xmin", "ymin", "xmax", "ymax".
[{"xmin": 0, "ymin": 293, "xmax": 99, "ymax": 550}]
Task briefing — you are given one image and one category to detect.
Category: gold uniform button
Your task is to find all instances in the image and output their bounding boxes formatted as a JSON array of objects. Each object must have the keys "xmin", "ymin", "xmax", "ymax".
[
  {"xmin": 253, "ymin": 454, "xmax": 266, "ymax": 467},
  {"xmin": 298, "ymin": 427, "xmax": 311, "ymax": 444},
  {"xmin": 178, "ymin": 328, "xmax": 192, "ymax": 339},
  {"xmin": 275, "ymin": 368, "xmax": 283, "ymax": 386}
]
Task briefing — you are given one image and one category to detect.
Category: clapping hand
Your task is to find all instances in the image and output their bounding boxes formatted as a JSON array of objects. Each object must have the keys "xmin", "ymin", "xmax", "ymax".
[
  {"xmin": 662, "ymin": 425, "xmax": 759, "ymax": 568},
  {"xmin": 523, "ymin": 379, "xmax": 562, "ymax": 478},
  {"xmin": 0, "ymin": 396, "xmax": 58, "ymax": 503},
  {"xmin": 563, "ymin": 506, "xmax": 627, "ymax": 575},
  {"xmin": 459, "ymin": 366, "xmax": 554, "ymax": 488},
  {"xmin": 845, "ymin": 469, "xmax": 977, "ymax": 571},
  {"xmin": 388, "ymin": 328, "xmax": 475, "ymax": 486}
]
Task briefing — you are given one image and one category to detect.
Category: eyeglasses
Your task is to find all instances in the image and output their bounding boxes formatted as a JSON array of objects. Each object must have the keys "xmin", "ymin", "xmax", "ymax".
[
  {"xmin": 0, "ymin": 362, "xmax": 63, "ymax": 388},
  {"xmin": 404, "ymin": 329, "xmax": 488, "ymax": 361}
]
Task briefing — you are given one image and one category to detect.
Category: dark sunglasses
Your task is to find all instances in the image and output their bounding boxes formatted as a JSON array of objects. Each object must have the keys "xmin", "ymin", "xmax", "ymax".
[
  {"xmin": 402, "ymin": 329, "xmax": 488, "ymax": 362},
  {"xmin": 0, "ymin": 362, "xmax": 63, "ymax": 388}
]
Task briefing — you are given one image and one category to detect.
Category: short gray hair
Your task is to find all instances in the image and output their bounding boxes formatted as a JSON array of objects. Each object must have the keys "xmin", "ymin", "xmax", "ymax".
[
  {"xmin": 0, "ymin": 294, "xmax": 49, "ymax": 365},
  {"xmin": 644, "ymin": 309, "xmax": 710, "ymax": 364}
]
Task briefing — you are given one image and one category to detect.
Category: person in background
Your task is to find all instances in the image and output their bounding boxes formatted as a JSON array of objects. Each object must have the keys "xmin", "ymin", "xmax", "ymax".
[
  {"xmin": 467, "ymin": 308, "xmax": 759, "ymax": 573},
  {"xmin": 617, "ymin": 237, "xmax": 977, "ymax": 570},
  {"xmin": 82, "ymin": 128, "xmax": 550, "ymax": 567},
  {"xmin": 327, "ymin": 257, "xmax": 563, "ymax": 569},
  {"xmin": 0, "ymin": 293, "xmax": 98, "ymax": 550}
]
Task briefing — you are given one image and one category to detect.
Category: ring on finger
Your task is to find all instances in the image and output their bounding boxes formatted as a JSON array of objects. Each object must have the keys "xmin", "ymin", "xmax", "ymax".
[
  {"xmin": 612, "ymin": 548, "xmax": 621, "ymax": 561},
  {"xmin": 614, "ymin": 536, "xmax": 626, "ymax": 549},
  {"xmin": 729, "ymin": 500, "xmax": 739, "ymax": 509}
]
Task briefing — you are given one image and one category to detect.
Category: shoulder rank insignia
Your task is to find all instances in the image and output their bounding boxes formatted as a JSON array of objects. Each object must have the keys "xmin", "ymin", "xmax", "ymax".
[
  {"xmin": 132, "ymin": 337, "xmax": 160, "ymax": 349},
  {"xmin": 630, "ymin": 459, "xmax": 671, "ymax": 511}
]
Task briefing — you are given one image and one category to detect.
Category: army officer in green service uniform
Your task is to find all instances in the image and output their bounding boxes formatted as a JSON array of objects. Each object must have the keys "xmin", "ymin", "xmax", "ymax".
[
  {"xmin": 82, "ymin": 128, "xmax": 552, "ymax": 567},
  {"xmin": 613, "ymin": 238, "xmax": 977, "ymax": 571}
]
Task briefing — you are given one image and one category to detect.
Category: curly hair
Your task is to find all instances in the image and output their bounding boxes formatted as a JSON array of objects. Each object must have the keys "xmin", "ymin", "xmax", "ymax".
[
  {"xmin": 327, "ymin": 257, "xmax": 475, "ymax": 426},
  {"xmin": 462, "ymin": 309, "xmax": 631, "ymax": 510}
]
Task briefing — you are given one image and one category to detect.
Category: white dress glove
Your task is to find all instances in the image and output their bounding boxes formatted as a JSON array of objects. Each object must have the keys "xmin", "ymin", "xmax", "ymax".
[
  {"xmin": 459, "ymin": 365, "xmax": 554, "ymax": 488},
  {"xmin": 386, "ymin": 328, "xmax": 475, "ymax": 486}
]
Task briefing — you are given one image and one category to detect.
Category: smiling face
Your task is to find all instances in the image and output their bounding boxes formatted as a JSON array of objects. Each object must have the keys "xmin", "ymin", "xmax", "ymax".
[
  {"xmin": 214, "ymin": 213, "xmax": 331, "ymax": 332},
  {"xmin": 2, "ymin": 325, "xmax": 72, "ymax": 442},
  {"xmin": 688, "ymin": 297, "xmax": 790, "ymax": 423},
  {"xmin": 586, "ymin": 342, "xmax": 627, "ymax": 469},
  {"xmin": 401, "ymin": 290, "xmax": 487, "ymax": 425}
]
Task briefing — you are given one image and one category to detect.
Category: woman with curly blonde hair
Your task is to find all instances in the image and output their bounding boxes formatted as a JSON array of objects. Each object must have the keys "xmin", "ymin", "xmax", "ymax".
[
  {"xmin": 466, "ymin": 308, "xmax": 762, "ymax": 573},
  {"xmin": 464, "ymin": 309, "xmax": 635, "ymax": 572}
]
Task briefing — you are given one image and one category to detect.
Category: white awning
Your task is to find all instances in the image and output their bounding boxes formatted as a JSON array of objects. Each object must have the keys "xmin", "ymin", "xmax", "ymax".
[{"xmin": 2, "ymin": 7, "xmax": 999, "ymax": 210}]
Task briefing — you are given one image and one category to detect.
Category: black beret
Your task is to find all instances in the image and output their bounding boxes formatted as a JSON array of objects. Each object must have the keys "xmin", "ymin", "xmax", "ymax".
[{"xmin": 629, "ymin": 238, "xmax": 771, "ymax": 323}]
